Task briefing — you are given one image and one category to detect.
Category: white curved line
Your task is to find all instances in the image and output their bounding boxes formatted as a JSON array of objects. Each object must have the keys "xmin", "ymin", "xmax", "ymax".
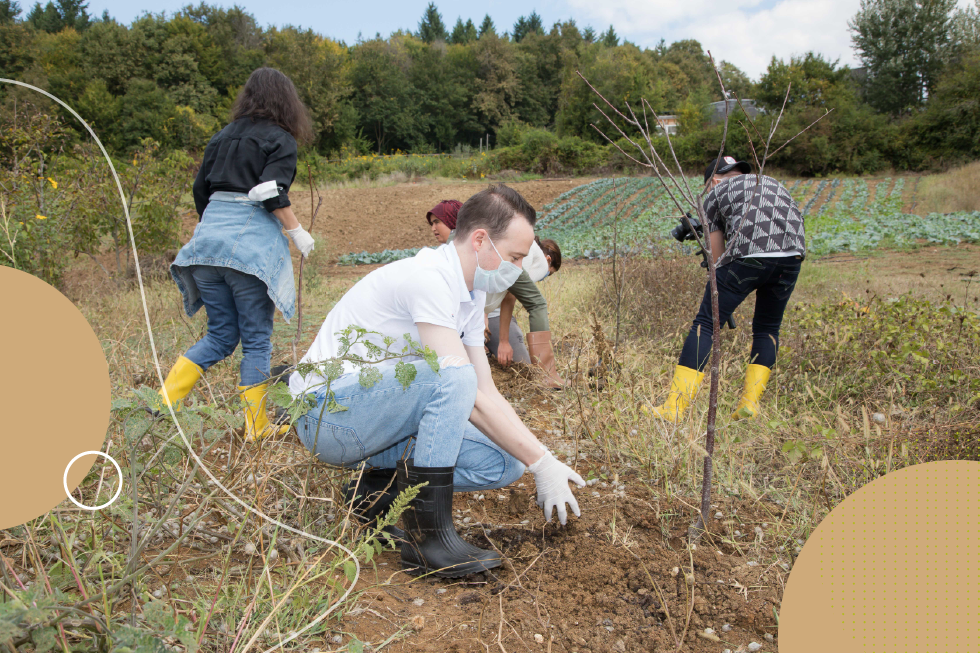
[
  {"xmin": 63, "ymin": 451, "xmax": 124, "ymax": 510},
  {"xmin": 0, "ymin": 79, "xmax": 361, "ymax": 650}
]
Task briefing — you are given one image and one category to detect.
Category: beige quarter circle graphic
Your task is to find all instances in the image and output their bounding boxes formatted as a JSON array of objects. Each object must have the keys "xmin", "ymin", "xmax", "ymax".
[
  {"xmin": 779, "ymin": 460, "xmax": 979, "ymax": 651},
  {"xmin": 0, "ymin": 267, "xmax": 111, "ymax": 528}
]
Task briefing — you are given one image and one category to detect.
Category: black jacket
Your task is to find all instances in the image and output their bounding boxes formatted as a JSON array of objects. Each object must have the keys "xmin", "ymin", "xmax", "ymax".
[{"xmin": 192, "ymin": 117, "xmax": 298, "ymax": 219}]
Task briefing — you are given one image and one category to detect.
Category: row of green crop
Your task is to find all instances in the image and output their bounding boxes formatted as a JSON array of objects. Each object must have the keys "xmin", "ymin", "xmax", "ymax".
[
  {"xmin": 337, "ymin": 247, "xmax": 425, "ymax": 266},
  {"xmin": 336, "ymin": 176, "xmax": 980, "ymax": 265},
  {"xmin": 538, "ymin": 176, "xmax": 980, "ymax": 260}
]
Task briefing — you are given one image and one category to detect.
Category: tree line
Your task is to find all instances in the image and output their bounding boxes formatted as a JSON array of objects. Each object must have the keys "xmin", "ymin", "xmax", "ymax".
[{"xmin": 1, "ymin": 0, "xmax": 978, "ymax": 176}]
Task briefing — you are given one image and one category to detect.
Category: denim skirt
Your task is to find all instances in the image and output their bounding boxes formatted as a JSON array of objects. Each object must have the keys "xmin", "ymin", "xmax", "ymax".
[{"xmin": 170, "ymin": 192, "xmax": 296, "ymax": 321}]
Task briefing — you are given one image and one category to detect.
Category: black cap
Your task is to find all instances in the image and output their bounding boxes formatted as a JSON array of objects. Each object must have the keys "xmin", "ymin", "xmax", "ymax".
[{"xmin": 703, "ymin": 156, "xmax": 751, "ymax": 183}]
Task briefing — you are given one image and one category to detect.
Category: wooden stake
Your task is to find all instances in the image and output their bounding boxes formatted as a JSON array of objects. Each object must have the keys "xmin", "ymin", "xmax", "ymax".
[{"xmin": 292, "ymin": 163, "xmax": 323, "ymax": 365}]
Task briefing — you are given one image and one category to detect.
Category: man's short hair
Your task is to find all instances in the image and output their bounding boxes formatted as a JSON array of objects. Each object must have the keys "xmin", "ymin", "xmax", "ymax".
[{"xmin": 455, "ymin": 184, "xmax": 536, "ymax": 241}]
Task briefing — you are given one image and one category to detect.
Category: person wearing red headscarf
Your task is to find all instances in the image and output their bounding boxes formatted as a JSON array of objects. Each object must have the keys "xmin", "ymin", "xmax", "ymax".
[{"xmin": 426, "ymin": 200, "xmax": 462, "ymax": 244}]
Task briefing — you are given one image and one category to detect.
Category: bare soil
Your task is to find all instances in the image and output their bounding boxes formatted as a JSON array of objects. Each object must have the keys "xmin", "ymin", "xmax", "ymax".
[{"xmin": 331, "ymin": 364, "xmax": 783, "ymax": 653}]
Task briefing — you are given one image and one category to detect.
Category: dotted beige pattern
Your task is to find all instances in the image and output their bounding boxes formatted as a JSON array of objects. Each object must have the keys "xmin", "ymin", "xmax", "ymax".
[
  {"xmin": 780, "ymin": 461, "xmax": 979, "ymax": 651},
  {"xmin": 0, "ymin": 267, "xmax": 110, "ymax": 528}
]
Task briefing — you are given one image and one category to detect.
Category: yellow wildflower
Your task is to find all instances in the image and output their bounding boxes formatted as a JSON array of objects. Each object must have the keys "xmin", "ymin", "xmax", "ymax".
[
  {"xmin": 47, "ymin": 177, "xmax": 57, "ymax": 189},
  {"xmin": 36, "ymin": 214, "xmax": 47, "ymax": 220}
]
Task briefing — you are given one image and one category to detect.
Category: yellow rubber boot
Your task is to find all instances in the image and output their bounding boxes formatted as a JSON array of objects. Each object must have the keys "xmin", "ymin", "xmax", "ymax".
[
  {"xmin": 644, "ymin": 365, "xmax": 704, "ymax": 422},
  {"xmin": 157, "ymin": 356, "xmax": 203, "ymax": 411},
  {"xmin": 731, "ymin": 364, "xmax": 771, "ymax": 421},
  {"xmin": 238, "ymin": 383, "xmax": 291, "ymax": 443}
]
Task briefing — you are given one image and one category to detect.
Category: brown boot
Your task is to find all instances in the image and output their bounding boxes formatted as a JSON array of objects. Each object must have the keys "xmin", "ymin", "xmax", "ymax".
[{"xmin": 525, "ymin": 331, "xmax": 565, "ymax": 389}]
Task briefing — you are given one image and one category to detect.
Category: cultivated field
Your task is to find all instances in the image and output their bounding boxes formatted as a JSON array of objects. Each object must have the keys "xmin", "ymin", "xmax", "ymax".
[{"xmin": 5, "ymin": 174, "xmax": 979, "ymax": 653}]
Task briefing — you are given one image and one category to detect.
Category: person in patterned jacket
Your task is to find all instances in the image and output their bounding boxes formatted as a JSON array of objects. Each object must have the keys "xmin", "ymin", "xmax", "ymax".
[{"xmin": 648, "ymin": 157, "xmax": 805, "ymax": 422}]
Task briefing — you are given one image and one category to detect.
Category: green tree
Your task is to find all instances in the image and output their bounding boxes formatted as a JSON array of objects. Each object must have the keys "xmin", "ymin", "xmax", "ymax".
[
  {"xmin": 26, "ymin": 0, "xmax": 89, "ymax": 32},
  {"xmin": 56, "ymin": 0, "xmax": 86, "ymax": 28},
  {"xmin": 677, "ymin": 85, "xmax": 710, "ymax": 134},
  {"xmin": 75, "ymin": 78, "xmax": 119, "ymax": 132},
  {"xmin": 416, "ymin": 2, "xmax": 447, "ymax": 43},
  {"xmin": 512, "ymin": 11, "xmax": 542, "ymax": 42},
  {"xmin": 0, "ymin": 22, "xmax": 36, "ymax": 79},
  {"xmin": 513, "ymin": 23, "xmax": 572, "ymax": 127},
  {"xmin": 266, "ymin": 26, "xmax": 351, "ymax": 151},
  {"xmin": 0, "ymin": 0, "xmax": 21, "ymax": 23},
  {"xmin": 77, "ymin": 19, "xmax": 141, "ymax": 96},
  {"xmin": 470, "ymin": 32, "xmax": 518, "ymax": 130},
  {"xmin": 37, "ymin": 25, "xmax": 87, "ymax": 109},
  {"xmin": 405, "ymin": 37, "xmax": 480, "ymax": 149},
  {"xmin": 849, "ymin": 0, "xmax": 958, "ymax": 114},
  {"xmin": 59, "ymin": 138, "xmax": 192, "ymax": 279},
  {"xmin": 912, "ymin": 49, "xmax": 980, "ymax": 164},
  {"xmin": 25, "ymin": 0, "xmax": 59, "ymax": 31},
  {"xmin": 478, "ymin": 14, "xmax": 495, "ymax": 38},
  {"xmin": 755, "ymin": 52, "xmax": 893, "ymax": 175},
  {"xmin": 180, "ymin": 3, "xmax": 265, "ymax": 99},
  {"xmin": 557, "ymin": 42, "xmax": 660, "ymax": 140},
  {"xmin": 113, "ymin": 78, "xmax": 179, "ymax": 151},
  {"xmin": 600, "ymin": 25, "xmax": 618, "ymax": 47},
  {"xmin": 717, "ymin": 61, "xmax": 752, "ymax": 100},
  {"xmin": 951, "ymin": 0, "xmax": 980, "ymax": 51},
  {"xmin": 350, "ymin": 37, "xmax": 422, "ymax": 152},
  {"xmin": 582, "ymin": 26, "xmax": 596, "ymax": 43},
  {"xmin": 449, "ymin": 17, "xmax": 477, "ymax": 44},
  {"xmin": 756, "ymin": 52, "xmax": 851, "ymax": 109},
  {"xmin": 0, "ymin": 105, "xmax": 73, "ymax": 284}
]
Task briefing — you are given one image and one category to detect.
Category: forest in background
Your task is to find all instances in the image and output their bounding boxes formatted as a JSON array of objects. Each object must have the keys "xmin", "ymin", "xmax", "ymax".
[{"xmin": 1, "ymin": 0, "xmax": 978, "ymax": 176}]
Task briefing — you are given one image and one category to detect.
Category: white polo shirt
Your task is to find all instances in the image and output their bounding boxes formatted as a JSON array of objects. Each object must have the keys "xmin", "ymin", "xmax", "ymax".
[{"xmin": 289, "ymin": 243, "xmax": 486, "ymax": 397}]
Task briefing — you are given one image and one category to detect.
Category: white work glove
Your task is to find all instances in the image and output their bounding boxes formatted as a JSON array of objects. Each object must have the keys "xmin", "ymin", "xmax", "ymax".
[
  {"xmin": 528, "ymin": 450, "xmax": 586, "ymax": 525},
  {"xmin": 286, "ymin": 225, "xmax": 315, "ymax": 257}
]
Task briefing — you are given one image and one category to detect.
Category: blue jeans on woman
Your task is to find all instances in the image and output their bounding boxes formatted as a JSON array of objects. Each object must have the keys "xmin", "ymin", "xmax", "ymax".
[
  {"xmin": 679, "ymin": 255, "xmax": 803, "ymax": 371},
  {"xmin": 171, "ymin": 192, "xmax": 296, "ymax": 387},
  {"xmin": 183, "ymin": 265, "xmax": 276, "ymax": 387},
  {"xmin": 295, "ymin": 359, "xmax": 525, "ymax": 492}
]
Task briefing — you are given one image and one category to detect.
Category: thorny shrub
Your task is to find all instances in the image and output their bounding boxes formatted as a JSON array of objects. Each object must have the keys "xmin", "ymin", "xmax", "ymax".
[{"xmin": 780, "ymin": 293, "xmax": 980, "ymax": 413}]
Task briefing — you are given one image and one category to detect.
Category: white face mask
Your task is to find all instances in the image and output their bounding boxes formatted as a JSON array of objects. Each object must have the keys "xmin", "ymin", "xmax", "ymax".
[{"xmin": 472, "ymin": 235, "xmax": 523, "ymax": 294}]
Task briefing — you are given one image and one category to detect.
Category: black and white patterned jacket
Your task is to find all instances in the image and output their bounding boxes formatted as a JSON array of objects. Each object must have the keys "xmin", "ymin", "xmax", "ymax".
[{"xmin": 702, "ymin": 174, "xmax": 806, "ymax": 268}]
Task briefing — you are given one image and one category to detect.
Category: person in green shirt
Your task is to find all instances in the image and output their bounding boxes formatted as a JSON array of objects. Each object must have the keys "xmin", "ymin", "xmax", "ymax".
[
  {"xmin": 426, "ymin": 199, "xmax": 565, "ymax": 388},
  {"xmin": 487, "ymin": 238, "xmax": 564, "ymax": 389}
]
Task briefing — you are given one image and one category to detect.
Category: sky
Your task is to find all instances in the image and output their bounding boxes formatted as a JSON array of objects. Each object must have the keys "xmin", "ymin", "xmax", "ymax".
[{"xmin": 85, "ymin": 0, "xmax": 977, "ymax": 80}]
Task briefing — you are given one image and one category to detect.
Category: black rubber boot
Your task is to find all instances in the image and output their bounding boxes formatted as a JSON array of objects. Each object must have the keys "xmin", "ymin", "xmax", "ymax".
[
  {"xmin": 341, "ymin": 468, "xmax": 405, "ymax": 540},
  {"xmin": 397, "ymin": 460, "xmax": 502, "ymax": 578}
]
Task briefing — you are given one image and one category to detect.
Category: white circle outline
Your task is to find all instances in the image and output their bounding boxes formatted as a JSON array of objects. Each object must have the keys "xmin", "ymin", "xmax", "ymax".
[
  {"xmin": 63, "ymin": 451, "xmax": 124, "ymax": 511},
  {"xmin": 1, "ymin": 78, "xmax": 360, "ymax": 653}
]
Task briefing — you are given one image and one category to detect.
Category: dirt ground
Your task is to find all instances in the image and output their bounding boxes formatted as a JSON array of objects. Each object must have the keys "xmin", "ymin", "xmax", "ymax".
[{"xmin": 322, "ymin": 365, "xmax": 784, "ymax": 653}]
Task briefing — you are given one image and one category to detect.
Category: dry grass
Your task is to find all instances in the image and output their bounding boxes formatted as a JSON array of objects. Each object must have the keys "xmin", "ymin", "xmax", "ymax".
[{"xmin": 916, "ymin": 160, "xmax": 980, "ymax": 214}]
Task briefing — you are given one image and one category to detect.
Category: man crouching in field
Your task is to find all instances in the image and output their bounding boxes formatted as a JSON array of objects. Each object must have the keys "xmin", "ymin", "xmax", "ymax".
[{"xmin": 288, "ymin": 184, "xmax": 585, "ymax": 578}]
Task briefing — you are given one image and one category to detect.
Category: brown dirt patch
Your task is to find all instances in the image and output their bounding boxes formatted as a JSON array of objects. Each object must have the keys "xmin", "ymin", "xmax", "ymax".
[
  {"xmin": 325, "ymin": 362, "xmax": 784, "ymax": 653},
  {"xmin": 341, "ymin": 477, "xmax": 784, "ymax": 653}
]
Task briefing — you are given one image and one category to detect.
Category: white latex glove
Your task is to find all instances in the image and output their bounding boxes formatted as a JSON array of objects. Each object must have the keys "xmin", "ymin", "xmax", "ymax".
[
  {"xmin": 528, "ymin": 450, "xmax": 586, "ymax": 525},
  {"xmin": 286, "ymin": 226, "xmax": 315, "ymax": 257}
]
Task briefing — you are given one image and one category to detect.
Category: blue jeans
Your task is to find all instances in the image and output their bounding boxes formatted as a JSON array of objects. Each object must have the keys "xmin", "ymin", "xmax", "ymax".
[
  {"xmin": 296, "ymin": 359, "xmax": 525, "ymax": 492},
  {"xmin": 183, "ymin": 265, "xmax": 276, "ymax": 387},
  {"xmin": 171, "ymin": 193, "xmax": 295, "ymax": 321},
  {"xmin": 679, "ymin": 255, "xmax": 803, "ymax": 371}
]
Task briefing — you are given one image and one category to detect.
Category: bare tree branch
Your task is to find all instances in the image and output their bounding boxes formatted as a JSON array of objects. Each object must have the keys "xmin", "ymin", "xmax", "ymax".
[{"xmin": 768, "ymin": 109, "xmax": 834, "ymax": 158}]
